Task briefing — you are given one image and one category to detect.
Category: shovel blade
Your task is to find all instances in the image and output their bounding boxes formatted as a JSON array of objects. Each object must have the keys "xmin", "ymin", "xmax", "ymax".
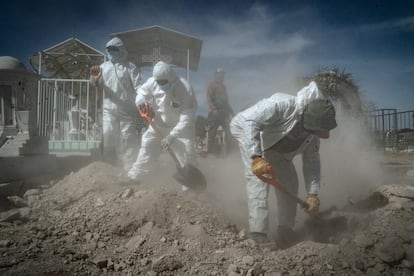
[
  {"xmin": 173, "ymin": 164, "xmax": 207, "ymax": 191},
  {"xmin": 304, "ymin": 207, "xmax": 347, "ymax": 243}
]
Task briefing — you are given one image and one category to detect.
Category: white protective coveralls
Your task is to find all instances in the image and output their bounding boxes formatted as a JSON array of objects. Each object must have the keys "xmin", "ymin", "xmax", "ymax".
[
  {"xmin": 230, "ymin": 81, "xmax": 324, "ymax": 233},
  {"xmin": 127, "ymin": 61, "xmax": 198, "ymax": 180},
  {"xmin": 94, "ymin": 37, "xmax": 142, "ymax": 171}
]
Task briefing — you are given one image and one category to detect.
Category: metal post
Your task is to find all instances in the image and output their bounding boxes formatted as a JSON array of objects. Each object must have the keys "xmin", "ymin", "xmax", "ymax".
[
  {"xmin": 95, "ymin": 82, "xmax": 98, "ymax": 140},
  {"xmin": 38, "ymin": 82, "xmax": 42, "ymax": 135},
  {"xmin": 52, "ymin": 80, "xmax": 57, "ymax": 140},
  {"xmin": 38, "ymin": 51, "xmax": 42, "ymax": 76},
  {"xmin": 86, "ymin": 82, "xmax": 89, "ymax": 141},
  {"xmin": 393, "ymin": 109, "xmax": 398, "ymax": 131},
  {"xmin": 61, "ymin": 81, "xmax": 65, "ymax": 139},
  {"xmin": 187, "ymin": 48, "xmax": 190, "ymax": 82},
  {"xmin": 78, "ymin": 81, "xmax": 82, "ymax": 141},
  {"xmin": 381, "ymin": 109, "xmax": 385, "ymax": 147},
  {"xmin": 412, "ymin": 111, "xmax": 414, "ymax": 129},
  {"xmin": 0, "ymin": 95, "xmax": 4, "ymax": 125},
  {"xmin": 45, "ymin": 83, "xmax": 50, "ymax": 137}
]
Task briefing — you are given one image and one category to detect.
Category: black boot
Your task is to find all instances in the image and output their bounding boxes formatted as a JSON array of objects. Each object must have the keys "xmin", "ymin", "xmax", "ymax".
[
  {"xmin": 275, "ymin": 226, "xmax": 300, "ymax": 249},
  {"xmin": 249, "ymin": 232, "xmax": 276, "ymax": 250}
]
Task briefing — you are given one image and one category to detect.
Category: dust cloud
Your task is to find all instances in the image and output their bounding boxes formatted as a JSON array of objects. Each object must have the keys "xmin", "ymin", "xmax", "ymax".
[
  {"xmin": 317, "ymin": 111, "xmax": 384, "ymax": 209},
  {"xmin": 197, "ymin": 151, "xmax": 249, "ymax": 229},
  {"xmin": 195, "ymin": 93, "xmax": 385, "ymax": 233}
]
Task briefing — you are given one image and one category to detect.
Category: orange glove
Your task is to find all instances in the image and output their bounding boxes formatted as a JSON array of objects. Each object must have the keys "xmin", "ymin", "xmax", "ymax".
[
  {"xmin": 251, "ymin": 157, "xmax": 270, "ymax": 176},
  {"xmin": 90, "ymin": 65, "xmax": 102, "ymax": 81},
  {"xmin": 305, "ymin": 195, "xmax": 320, "ymax": 216}
]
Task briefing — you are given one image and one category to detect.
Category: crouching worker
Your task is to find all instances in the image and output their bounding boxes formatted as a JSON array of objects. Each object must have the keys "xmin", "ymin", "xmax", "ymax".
[
  {"xmin": 127, "ymin": 61, "xmax": 199, "ymax": 191},
  {"xmin": 230, "ymin": 81, "xmax": 337, "ymax": 249}
]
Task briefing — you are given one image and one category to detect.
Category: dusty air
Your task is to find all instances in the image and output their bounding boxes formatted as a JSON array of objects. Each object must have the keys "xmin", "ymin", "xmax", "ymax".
[{"xmin": 0, "ymin": 25, "xmax": 413, "ymax": 275}]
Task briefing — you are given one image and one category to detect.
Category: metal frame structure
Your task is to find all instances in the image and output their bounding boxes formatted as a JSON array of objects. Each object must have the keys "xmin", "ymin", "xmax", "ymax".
[
  {"xmin": 30, "ymin": 38, "xmax": 106, "ymax": 153},
  {"xmin": 30, "ymin": 37, "xmax": 105, "ymax": 79},
  {"xmin": 33, "ymin": 28, "xmax": 203, "ymax": 154},
  {"xmin": 111, "ymin": 25, "xmax": 203, "ymax": 81},
  {"xmin": 37, "ymin": 78, "xmax": 101, "ymax": 151},
  {"xmin": 367, "ymin": 108, "xmax": 414, "ymax": 150}
]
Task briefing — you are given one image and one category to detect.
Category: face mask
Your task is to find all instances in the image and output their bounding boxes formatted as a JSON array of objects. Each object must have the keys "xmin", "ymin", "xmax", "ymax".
[
  {"xmin": 159, "ymin": 82, "xmax": 171, "ymax": 91},
  {"xmin": 155, "ymin": 79, "xmax": 171, "ymax": 92},
  {"xmin": 107, "ymin": 50, "xmax": 120, "ymax": 62}
]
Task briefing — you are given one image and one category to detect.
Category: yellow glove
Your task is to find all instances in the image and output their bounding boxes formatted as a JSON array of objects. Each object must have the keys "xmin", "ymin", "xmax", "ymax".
[
  {"xmin": 305, "ymin": 195, "xmax": 320, "ymax": 216},
  {"xmin": 251, "ymin": 157, "xmax": 270, "ymax": 176}
]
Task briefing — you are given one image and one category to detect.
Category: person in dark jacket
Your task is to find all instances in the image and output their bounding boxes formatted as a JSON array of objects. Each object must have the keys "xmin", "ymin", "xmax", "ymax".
[{"xmin": 206, "ymin": 68, "xmax": 233, "ymax": 156}]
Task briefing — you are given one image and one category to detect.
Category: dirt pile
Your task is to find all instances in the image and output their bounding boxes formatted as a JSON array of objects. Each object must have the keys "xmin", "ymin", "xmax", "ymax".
[{"xmin": 0, "ymin": 161, "xmax": 413, "ymax": 275}]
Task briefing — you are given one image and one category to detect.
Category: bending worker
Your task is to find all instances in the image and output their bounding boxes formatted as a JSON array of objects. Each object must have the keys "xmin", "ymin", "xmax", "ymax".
[
  {"xmin": 230, "ymin": 81, "xmax": 337, "ymax": 249},
  {"xmin": 90, "ymin": 37, "xmax": 142, "ymax": 172},
  {"xmin": 127, "ymin": 61, "xmax": 198, "ymax": 189}
]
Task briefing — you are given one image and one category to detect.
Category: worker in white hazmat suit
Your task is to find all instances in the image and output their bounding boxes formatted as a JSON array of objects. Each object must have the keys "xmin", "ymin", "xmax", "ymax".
[
  {"xmin": 127, "ymin": 61, "xmax": 198, "ymax": 188},
  {"xmin": 230, "ymin": 81, "xmax": 337, "ymax": 249},
  {"xmin": 90, "ymin": 37, "xmax": 143, "ymax": 172}
]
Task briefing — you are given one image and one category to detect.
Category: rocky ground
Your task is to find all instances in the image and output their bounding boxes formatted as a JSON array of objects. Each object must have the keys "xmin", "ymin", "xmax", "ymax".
[{"xmin": 0, "ymin": 152, "xmax": 414, "ymax": 276}]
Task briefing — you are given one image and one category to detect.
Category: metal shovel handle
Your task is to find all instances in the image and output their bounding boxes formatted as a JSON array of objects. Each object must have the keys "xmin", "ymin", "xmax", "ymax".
[{"xmin": 256, "ymin": 166, "xmax": 310, "ymax": 210}]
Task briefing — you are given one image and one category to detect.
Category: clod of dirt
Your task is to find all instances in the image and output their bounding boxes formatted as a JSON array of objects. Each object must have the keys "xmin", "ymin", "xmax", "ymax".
[{"xmin": 0, "ymin": 161, "xmax": 413, "ymax": 275}]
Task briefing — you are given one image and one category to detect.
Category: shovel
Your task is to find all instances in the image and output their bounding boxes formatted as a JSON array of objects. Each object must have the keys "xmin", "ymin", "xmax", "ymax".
[
  {"xmin": 138, "ymin": 103, "xmax": 207, "ymax": 191},
  {"xmin": 257, "ymin": 166, "xmax": 347, "ymax": 242},
  {"xmin": 256, "ymin": 166, "xmax": 310, "ymax": 210}
]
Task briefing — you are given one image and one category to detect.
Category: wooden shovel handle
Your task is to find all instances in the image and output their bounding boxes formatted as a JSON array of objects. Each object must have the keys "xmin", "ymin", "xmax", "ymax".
[{"xmin": 256, "ymin": 166, "xmax": 309, "ymax": 209}]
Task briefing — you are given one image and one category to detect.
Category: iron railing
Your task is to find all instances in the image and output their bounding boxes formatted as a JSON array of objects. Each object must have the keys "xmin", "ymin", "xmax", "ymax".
[
  {"xmin": 37, "ymin": 78, "xmax": 101, "ymax": 142},
  {"xmin": 367, "ymin": 109, "xmax": 414, "ymax": 150}
]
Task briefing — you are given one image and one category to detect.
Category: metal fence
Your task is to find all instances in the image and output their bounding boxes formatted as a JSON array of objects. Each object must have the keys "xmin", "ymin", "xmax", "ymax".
[
  {"xmin": 37, "ymin": 78, "xmax": 102, "ymax": 151},
  {"xmin": 367, "ymin": 109, "xmax": 414, "ymax": 150}
]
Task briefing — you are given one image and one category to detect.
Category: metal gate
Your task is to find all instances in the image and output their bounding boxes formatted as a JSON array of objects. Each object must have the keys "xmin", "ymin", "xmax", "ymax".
[
  {"xmin": 37, "ymin": 78, "xmax": 101, "ymax": 152},
  {"xmin": 368, "ymin": 109, "xmax": 414, "ymax": 150}
]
